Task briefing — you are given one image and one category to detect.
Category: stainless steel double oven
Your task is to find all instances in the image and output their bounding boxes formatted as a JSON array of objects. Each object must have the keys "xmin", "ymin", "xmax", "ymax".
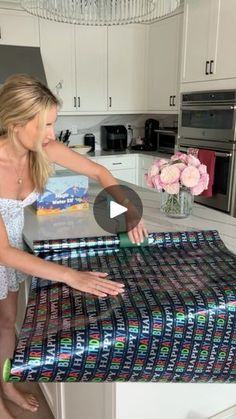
[{"xmin": 178, "ymin": 91, "xmax": 236, "ymax": 216}]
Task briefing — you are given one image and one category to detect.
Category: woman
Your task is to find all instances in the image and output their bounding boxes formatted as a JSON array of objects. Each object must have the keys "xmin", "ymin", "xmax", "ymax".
[{"xmin": 0, "ymin": 74, "xmax": 147, "ymax": 418}]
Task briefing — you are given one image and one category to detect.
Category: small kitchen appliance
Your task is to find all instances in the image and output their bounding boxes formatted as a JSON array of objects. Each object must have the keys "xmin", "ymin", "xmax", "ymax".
[
  {"xmin": 101, "ymin": 125, "xmax": 127, "ymax": 151},
  {"xmin": 84, "ymin": 133, "xmax": 95, "ymax": 152},
  {"xmin": 156, "ymin": 128, "xmax": 177, "ymax": 154},
  {"xmin": 144, "ymin": 118, "xmax": 159, "ymax": 151}
]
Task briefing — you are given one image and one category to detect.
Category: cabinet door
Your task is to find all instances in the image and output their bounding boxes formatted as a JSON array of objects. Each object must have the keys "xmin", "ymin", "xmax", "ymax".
[
  {"xmin": 213, "ymin": 0, "xmax": 236, "ymax": 80},
  {"xmin": 138, "ymin": 155, "xmax": 156, "ymax": 188},
  {"xmin": 39, "ymin": 20, "xmax": 76, "ymax": 112},
  {"xmin": 108, "ymin": 25, "xmax": 146, "ymax": 111},
  {"xmin": 75, "ymin": 26, "xmax": 107, "ymax": 112},
  {"xmin": 0, "ymin": 10, "xmax": 39, "ymax": 46},
  {"xmin": 40, "ymin": 383, "xmax": 62, "ymax": 419},
  {"xmin": 147, "ymin": 14, "xmax": 182, "ymax": 112},
  {"xmin": 61, "ymin": 383, "xmax": 106, "ymax": 419},
  {"xmin": 115, "ymin": 383, "xmax": 236, "ymax": 419},
  {"xmin": 112, "ymin": 168, "xmax": 136, "ymax": 184},
  {"xmin": 181, "ymin": 0, "xmax": 212, "ymax": 83}
]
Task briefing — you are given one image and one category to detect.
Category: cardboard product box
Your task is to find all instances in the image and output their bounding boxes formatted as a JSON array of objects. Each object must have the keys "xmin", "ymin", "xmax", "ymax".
[{"xmin": 33, "ymin": 171, "xmax": 89, "ymax": 215}]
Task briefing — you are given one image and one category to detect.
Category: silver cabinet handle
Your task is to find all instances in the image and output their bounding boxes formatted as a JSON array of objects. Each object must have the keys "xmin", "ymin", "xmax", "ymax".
[
  {"xmin": 112, "ymin": 162, "xmax": 122, "ymax": 165},
  {"xmin": 173, "ymin": 95, "xmax": 176, "ymax": 106},
  {"xmin": 74, "ymin": 96, "xmax": 76, "ymax": 108},
  {"xmin": 109, "ymin": 97, "xmax": 112, "ymax": 107},
  {"xmin": 205, "ymin": 60, "xmax": 210, "ymax": 75},
  {"xmin": 78, "ymin": 97, "xmax": 80, "ymax": 108},
  {"xmin": 169, "ymin": 96, "xmax": 172, "ymax": 106}
]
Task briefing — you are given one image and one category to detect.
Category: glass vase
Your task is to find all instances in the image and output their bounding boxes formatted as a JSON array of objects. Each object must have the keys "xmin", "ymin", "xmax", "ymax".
[{"xmin": 160, "ymin": 188, "xmax": 194, "ymax": 218}]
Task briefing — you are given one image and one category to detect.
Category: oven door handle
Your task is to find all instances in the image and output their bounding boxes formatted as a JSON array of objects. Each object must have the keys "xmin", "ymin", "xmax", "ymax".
[
  {"xmin": 179, "ymin": 146, "xmax": 232, "ymax": 158},
  {"xmin": 181, "ymin": 105, "xmax": 236, "ymax": 111},
  {"xmin": 214, "ymin": 152, "xmax": 232, "ymax": 158}
]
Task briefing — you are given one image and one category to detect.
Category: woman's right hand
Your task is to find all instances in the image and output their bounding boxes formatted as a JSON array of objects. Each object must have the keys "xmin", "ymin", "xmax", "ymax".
[{"xmin": 66, "ymin": 270, "xmax": 125, "ymax": 297}]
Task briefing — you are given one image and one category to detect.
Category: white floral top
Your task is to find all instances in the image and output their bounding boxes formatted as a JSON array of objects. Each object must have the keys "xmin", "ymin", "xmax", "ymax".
[{"xmin": 0, "ymin": 190, "xmax": 38, "ymax": 299}]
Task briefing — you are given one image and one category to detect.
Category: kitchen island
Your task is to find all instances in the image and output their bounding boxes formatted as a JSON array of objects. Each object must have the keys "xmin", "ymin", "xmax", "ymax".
[{"xmin": 21, "ymin": 179, "xmax": 236, "ymax": 419}]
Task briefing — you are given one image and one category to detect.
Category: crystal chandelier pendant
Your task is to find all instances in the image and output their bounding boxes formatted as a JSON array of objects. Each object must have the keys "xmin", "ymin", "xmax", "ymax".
[{"xmin": 21, "ymin": 0, "xmax": 181, "ymax": 26}]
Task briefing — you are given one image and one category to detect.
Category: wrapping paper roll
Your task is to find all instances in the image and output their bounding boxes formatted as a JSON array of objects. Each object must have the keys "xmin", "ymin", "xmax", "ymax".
[
  {"xmin": 4, "ymin": 230, "xmax": 236, "ymax": 382},
  {"xmin": 33, "ymin": 232, "xmax": 157, "ymax": 254}
]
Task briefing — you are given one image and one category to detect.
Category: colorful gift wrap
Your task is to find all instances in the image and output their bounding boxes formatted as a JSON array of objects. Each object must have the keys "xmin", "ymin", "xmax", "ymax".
[
  {"xmin": 33, "ymin": 171, "xmax": 89, "ymax": 215},
  {"xmin": 4, "ymin": 230, "xmax": 236, "ymax": 382}
]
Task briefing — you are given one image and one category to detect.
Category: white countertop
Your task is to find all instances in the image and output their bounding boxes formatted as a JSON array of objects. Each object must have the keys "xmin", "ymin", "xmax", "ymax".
[
  {"xmin": 86, "ymin": 149, "xmax": 171, "ymax": 158},
  {"xmin": 23, "ymin": 180, "xmax": 236, "ymax": 254}
]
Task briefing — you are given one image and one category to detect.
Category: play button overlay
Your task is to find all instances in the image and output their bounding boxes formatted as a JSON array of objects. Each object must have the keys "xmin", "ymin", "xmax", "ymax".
[
  {"xmin": 110, "ymin": 201, "xmax": 128, "ymax": 218},
  {"xmin": 93, "ymin": 184, "xmax": 143, "ymax": 234}
]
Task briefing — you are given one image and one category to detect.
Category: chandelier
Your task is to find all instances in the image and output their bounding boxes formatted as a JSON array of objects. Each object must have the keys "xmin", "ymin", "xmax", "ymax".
[{"xmin": 21, "ymin": 0, "xmax": 181, "ymax": 26}]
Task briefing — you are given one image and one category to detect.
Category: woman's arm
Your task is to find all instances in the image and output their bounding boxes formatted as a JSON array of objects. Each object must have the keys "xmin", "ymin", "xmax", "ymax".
[
  {"xmin": 45, "ymin": 140, "xmax": 119, "ymax": 188},
  {"xmin": 0, "ymin": 217, "xmax": 124, "ymax": 297},
  {"xmin": 45, "ymin": 141, "xmax": 148, "ymax": 243}
]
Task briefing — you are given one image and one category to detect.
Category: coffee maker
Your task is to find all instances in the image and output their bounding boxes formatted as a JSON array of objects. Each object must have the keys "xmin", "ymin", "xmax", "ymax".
[
  {"xmin": 144, "ymin": 119, "xmax": 159, "ymax": 151},
  {"xmin": 84, "ymin": 133, "xmax": 95, "ymax": 152}
]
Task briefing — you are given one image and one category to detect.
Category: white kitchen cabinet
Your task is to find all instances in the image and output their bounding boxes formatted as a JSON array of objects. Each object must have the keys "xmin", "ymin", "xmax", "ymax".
[
  {"xmin": 147, "ymin": 13, "xmax": 182, "ymax": 112},
  {"xmin": 40, "ymin": 383, "xmax": 111, "ymax": 419},
  {"xmin": 113, "ymin": 383, "xmax": 236, "ymax": 419},
  {"xmin": 212, "ymin": 0, "xmax": 236, "ymax": 80},
  {"xmin": 40, "ymin": 383, "xmax": 62, "ymax": 419},
  {"xmin": 112, "ymin": 168, "xmax": 136, "ymax": 184},
  {"xmin": 55, "ymin": 153, "xmax": 156, "ymax": 186},
  {"xmin": 39, "ymin": 20, "xmax": 75, "ymax": 112},
  {"xmin": 55, "ymin": 153, "xmax": 157, "ymax": 186},
  {"xmin": 40, "ymin": 21, "xmax": 146, "ymax": 113},
  {"xmin": 181, "ymin": 0, "xmax": 213, "ymax": 83},
  {"xmin": 108, "ymin": 25, "xmax": 147, "ymax": 112},
  {"xmin": 181, "ymin": 0, "xmax": 236, "ymax": 85},
  {"xmin": 40, "ymin": 381, "xmax": 236, "ymax": 419},
  {"xmin": 0, "ymin": 9, "xmax": 39, "ymax": 46},
  {"xmin": 138, "ymin": 154, "xmax": 156, "ymax": 188},
  {"xmin": 96, "ymin": 154, "xmax": 137, "ymax": 185},
  {"xmin": 75, "ymin": 26, "xmax": 107, "ymax": 112},
  {"xmin": 39, "ymin": 20, "xmax": 107, "ymax": 112}
]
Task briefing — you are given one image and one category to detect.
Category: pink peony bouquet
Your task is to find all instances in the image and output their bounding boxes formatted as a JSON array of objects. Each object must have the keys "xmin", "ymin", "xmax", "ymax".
[{"xmin": 146, "ymin": 152, "xmax": 209, "ymax": 196}]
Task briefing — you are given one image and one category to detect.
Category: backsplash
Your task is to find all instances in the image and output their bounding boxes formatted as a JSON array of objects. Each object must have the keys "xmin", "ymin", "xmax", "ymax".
[{"xmin": 55, "ymin": 114, "xmax": 178, "ymax": 150}]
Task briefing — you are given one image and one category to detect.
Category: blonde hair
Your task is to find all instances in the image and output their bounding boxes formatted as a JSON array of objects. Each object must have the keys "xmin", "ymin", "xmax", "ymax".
[{"xmin": 0, "ymin": 74, "xmax": 61, "ymax": 193}]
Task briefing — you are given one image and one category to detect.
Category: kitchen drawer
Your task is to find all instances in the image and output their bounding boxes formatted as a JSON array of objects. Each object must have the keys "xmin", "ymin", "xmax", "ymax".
[{"xmin": 96, "ymin": 155, "xmax": 136, "ymax": 170}]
